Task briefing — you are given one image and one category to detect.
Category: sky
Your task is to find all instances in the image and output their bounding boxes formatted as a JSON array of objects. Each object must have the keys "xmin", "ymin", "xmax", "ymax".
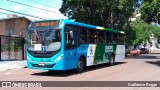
[{"xmin": 0, "ymin": 0, "xmax": 67, "ymax": 21}]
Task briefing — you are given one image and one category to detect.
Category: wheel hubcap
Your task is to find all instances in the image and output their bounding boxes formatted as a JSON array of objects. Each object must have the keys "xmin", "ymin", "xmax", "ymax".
[
  {"xmin": 110, "ymin": 57, "xmax": 113, "ymax": 64},
  {"xmin": 78, "ymin": 61, "xmax": 83, "ymax": 69}
]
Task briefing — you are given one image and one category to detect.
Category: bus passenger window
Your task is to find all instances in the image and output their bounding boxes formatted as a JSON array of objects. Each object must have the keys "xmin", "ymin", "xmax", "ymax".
[
  {"xmin": 65, "ymin": 32, "xmax": 70, "ymax": 44},
  {"xmin": 94, "ymin": 32, "xmax": 98, "ymax": 43},
  {"xmin": 70, "ymin": 31, "xmax": 77, "ymax": 45},
  {"xmin": 80, "ymin": 35, "xmax": 85, "ymax": 43},
  {"xmin": 65, "ymin": 30, "xmax": 77, "ymax": 45},
  {"xmin": 69, "ymin": 31, "xmax": 74, "ymax": 44},
  {"xmin": 88, "ymin": 29, "xmax": 97, "ymax": 44},
  {"xmin": 119, "ymin": 34, "xmax": 124, "ymax": 44},
  {"xmin": 113, "ymin": 33, "xmax": 118, "ymax": 44},
  {"xmin": 65, "ymin": 24, "xmax": 78, "ymax": 49},
  {"xmin": 99, "ymin": 31, "xmax": 105, "ymax": 43},
  {"xmin": 79, "ymin": 28, "xmax": 87, "ymax": 43},
  {"xmin": 106, "ymin": 32, "xmax": 112, "ymax": 44}
]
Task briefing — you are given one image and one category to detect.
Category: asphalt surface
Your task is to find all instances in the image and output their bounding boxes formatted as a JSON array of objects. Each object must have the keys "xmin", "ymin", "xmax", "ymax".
[{"xmin": 0, "ymin": 53, "xmax": 160, "ymax": 90}]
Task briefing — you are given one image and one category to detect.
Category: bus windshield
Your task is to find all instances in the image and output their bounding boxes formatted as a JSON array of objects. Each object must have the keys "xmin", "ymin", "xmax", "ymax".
[{"xmin": 27, "ymin": 29, "xmax": 61, "ymax": 52}]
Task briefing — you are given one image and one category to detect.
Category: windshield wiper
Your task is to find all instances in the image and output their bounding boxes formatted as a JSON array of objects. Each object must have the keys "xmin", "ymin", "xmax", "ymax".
[
  {"xmin": 34, "ymin": 30, "xmax": 39, "ymax": 38},
  {"xmin": 45, "ymin": 29, "xmax": 52, "ymax": 37}
]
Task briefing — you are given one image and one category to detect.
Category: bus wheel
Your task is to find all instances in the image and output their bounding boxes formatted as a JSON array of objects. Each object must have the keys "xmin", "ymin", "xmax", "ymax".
[
  {"xmin": 109, "ymin": 55, "xmax": 114, "ymax": 66},
  {"xmin": 76, "ymin": 58, "xmax": 85, "ymax": 73},
  {"xmin": 48, "ymin": 70, "xmax": 54, "ymax": 73}
]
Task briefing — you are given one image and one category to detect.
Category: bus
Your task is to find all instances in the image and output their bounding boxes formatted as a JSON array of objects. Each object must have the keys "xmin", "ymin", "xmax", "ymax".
[
  {"xmin": 157, "ymin": 39, "xmax": 160, "ymax": 49},
  {"xmin": 26, "ymin": 19, "xmax": 125, "ymax": 73}
]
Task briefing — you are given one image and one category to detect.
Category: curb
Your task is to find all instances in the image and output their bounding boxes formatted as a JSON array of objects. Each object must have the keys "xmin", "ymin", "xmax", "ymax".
[
  {"xmin": 0, "ymin": 61, "xmax": 27, "ymax": 72},
  {"xmin": 0, "ymin": 66, "xmax": 27, "ymax": 72}
]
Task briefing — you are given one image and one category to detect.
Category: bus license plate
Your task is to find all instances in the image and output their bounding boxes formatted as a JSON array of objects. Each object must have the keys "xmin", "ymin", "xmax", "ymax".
[{"xmin": 39, "ymin": 62, "xmax": 45, "ymax": 66}]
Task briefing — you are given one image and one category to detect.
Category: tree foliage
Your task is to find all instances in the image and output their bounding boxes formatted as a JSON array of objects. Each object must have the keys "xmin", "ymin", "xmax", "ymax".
[
  {"xmin": 59, "ymin": 0, "xmax": 160, "ymax": 45},
  {"xmin": 60, "ymin": 0, "xmax": 136, "ymax": 45},
  {"xmin": 130, "ymin": 0, "xmax": 160, "ymax": 45},
  {"xmin": 131, "ymin": 18, "xmax": 160, "ymax": 45},
  {"xmin": 60, "ymin": 0, "xmax": 134, "ymax": 31},
  {"xmin": 140, "ymin": 0, "xmax": 160, "ymax": 23},
  {"xmin": 133, "ymin": 0, "xmax": 142, "ymax": 9}
]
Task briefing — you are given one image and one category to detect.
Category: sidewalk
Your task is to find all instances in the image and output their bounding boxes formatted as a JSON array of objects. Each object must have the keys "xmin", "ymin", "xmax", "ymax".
[
  {"xmin": 0, "ymin": 60, "xmax": 26, "ymax": 71},
  {"xmin": 150, "ymin": 48, "xmax": 160, "ymax": 53}
]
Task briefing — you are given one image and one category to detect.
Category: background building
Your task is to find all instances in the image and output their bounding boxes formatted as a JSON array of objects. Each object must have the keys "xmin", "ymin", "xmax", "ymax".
[
  {"xmin": 0, "ymin": 15, "xmax": 31, "ymax": 60},
  {"xmin": 0, "ymin": 14, "xmax": 31, "ymax": 37}
]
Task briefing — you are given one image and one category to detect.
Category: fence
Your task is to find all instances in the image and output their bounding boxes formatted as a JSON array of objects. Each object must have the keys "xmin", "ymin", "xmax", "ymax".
[{"xmin": 0, "ymin": 35, "xmax": 25, "ymax": 61}]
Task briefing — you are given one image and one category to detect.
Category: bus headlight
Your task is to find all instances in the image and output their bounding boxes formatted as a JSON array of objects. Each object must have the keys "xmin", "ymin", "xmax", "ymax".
[
  {"xmin": 27, "ymin": 56, "xmax": 31, "ymax": 61},
  {"xmin": 54, "ymin": 54, "xmax": 63, "ymax": 63}
]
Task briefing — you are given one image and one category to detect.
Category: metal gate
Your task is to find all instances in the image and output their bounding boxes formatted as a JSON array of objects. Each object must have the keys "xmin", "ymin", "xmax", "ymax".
[{"xmin": 0, "ymin": 35, "xmax": 25, "ymax": 61}]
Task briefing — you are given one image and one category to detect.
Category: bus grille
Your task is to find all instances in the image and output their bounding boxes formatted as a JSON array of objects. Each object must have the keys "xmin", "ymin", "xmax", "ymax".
[
  {"xmin": 31, "ymin": 63, "xmax": 55, "ymax": 68},
  {"xmin": 27, "ymin": 50, "xmax": 59, "ymax": 58}
]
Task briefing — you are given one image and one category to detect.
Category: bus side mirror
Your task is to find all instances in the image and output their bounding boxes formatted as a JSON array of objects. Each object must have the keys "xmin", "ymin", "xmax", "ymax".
[
  {"xmin": 69, "ymin": 31, "xmax": 73, "ymax": 39},
  {"xmin": 69, "ymin": 31, "xmax": 76, "ymax": 45}
]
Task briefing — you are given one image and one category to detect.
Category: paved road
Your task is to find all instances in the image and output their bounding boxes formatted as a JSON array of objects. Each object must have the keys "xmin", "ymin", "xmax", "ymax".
[{"xmin": 0, "ymin": 53, "xmax": 160, "ymax": 90}]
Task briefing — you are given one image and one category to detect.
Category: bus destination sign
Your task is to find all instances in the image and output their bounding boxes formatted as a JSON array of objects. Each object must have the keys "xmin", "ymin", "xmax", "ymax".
[{"xmin": 34, "ymin": 21, "xmax": 59, "ymax": 27}]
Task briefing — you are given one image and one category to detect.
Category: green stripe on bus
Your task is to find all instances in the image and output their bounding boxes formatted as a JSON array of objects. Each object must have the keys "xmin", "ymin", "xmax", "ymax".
[
  {"xmin": 93, "ymin": 44, "xmax": 117, "ymax": 64},
  {"xmin": 104, "ymin": 28, "xmax": 124, "ymax": 34}
]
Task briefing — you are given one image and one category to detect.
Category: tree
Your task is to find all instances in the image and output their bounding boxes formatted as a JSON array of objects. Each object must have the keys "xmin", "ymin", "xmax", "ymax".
[
  {"xmin": 59, "ymin": 0, "xmax": 135, "ymax": 45},
  {"xmin": 140, "ymin": 0, "xmax": 160, "ymax": 23},
  {"xmin": 131, "ymin": 18, "xmax": 160, "ymax": 45},
  {"xmin": 59, "ymin": 0, "xmax": 134, "ymax": 30},
  {"xmin": 133, "ymin": 0, "xmax": 142, "ymax": 9},
  {"xmin": 131, "ymin": 0, "xmax": 160, "ymax": 46}
]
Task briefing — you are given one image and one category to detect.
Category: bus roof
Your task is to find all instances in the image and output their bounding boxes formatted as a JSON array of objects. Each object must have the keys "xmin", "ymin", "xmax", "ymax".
[
  {"xmin": 31, "ymin": 19, "xmax": 124, "ymax": 34},
  {"xmin": 63, "ymin": 19, "xmax": 124, "ymax": 34}
]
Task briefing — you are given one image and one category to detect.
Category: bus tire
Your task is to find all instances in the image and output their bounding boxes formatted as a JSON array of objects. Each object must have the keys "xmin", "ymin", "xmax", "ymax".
[
  {"xmin": 76, "ymin": 58, "xmax": 85, "ymax": 73},
  {"xmin": 109, "ymin": 55, "xmax": 114, "ymax": 66},
  {"xmin": 48, "ymin": 70, "xmax": 54, "ymax": 73}
]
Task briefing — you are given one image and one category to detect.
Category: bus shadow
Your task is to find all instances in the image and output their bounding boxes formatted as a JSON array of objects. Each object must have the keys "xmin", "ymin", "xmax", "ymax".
[
  {"xmin": 146, "ymin": 60, "xmax": 160, "ymax": 67},
  {"xmin": 84, "ymin": 62, "xmax": 127, "ymax": 72},
  {"xmin": 125, "ymin": 55, "xmax": 160, "ymax": 59},
  {"xmin": 149, "ymin": 53, "xmax": 160, "ymax": 54},
  {"xmin": 31, "ymin": 62, "xmax": 127, "ymax": 77}
]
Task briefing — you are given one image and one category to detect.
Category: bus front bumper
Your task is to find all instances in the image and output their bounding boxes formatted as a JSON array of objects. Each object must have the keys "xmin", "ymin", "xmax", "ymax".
[{"xmin": 27, "ymin": 60, "xmax": 64, "ymax": 70}]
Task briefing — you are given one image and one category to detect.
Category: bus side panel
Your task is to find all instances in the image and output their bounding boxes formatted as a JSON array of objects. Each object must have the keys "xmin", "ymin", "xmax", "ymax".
[
  {"xmin": 86, "ymin": 44, "xmax": 119, "ymax": 66},
  {"xmin": 93, "ymin": 44, "xmax": 117, "ymax": 64},
  {"xmin": 63, "ymin": 49, "xmax": 78, "ymax": 70},
  {"xmin": 94, "ymin": 44, "xmax": 109, "ymax": 64},
  {"xmin": 63, "ymin": 44, "xmax": 89, "ymax": 70},
  {"xmin": 115, "ymin": 45, "xmax": 125, "ymax": 61},
  {"xmin": 86, "ymin": 44, "xmax": 97, "ymax": 66}
]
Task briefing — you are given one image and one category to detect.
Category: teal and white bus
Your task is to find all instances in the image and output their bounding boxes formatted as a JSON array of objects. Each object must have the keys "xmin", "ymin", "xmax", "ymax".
[{"xmin": 26, "ymin": 19, "xmax": 125, "ymax": 72}]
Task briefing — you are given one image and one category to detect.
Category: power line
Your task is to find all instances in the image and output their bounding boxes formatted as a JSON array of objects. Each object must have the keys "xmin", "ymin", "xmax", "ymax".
[
  {"xmin": 0, "ymin": 0, "xmax": 54, "ymax": 18},
  {"xmin": 0, "ymin": 8, "xmax": 44, "ymax": 19},
  {"xmin": 39, "ymin": 0, "xmax": 62, "ymax": 8},
  {"xmin": 28, "ymin": 0, "xmax": 60, "ymax": 9},
  {"xmin": 0, "ymin": 11, "xmax": 9, "ymax": 15},
  {"xmin": 0, "ymin": 0, "xmax": 66, "ymax": 20},
  {"xmin": 0, "ymin": 1, "xmax": 43, "ymax": 20},
  {"xmin": 6, "ymin": 0, "xmax": 61, "ymax": 14}
]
